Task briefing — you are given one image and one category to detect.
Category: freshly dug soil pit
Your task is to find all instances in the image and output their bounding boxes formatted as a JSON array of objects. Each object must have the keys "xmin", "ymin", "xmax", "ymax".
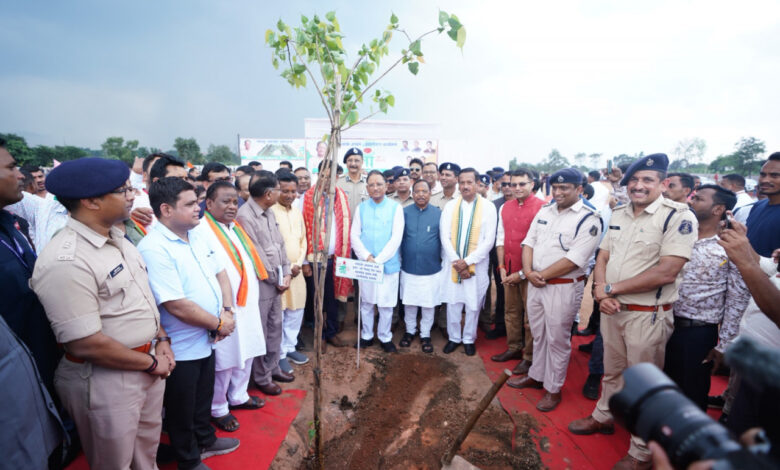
[{"xmin": 302, "ymin": 353, "xmax": 542, "ymax": 470}]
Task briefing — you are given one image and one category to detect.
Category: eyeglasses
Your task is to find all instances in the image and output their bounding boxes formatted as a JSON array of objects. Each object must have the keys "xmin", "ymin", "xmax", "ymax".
[
  {"xmin": 410, "ymin": 168, "xmax": 421, "ymax": 172},
  {"xmin": 501, "ymin": 182, "xmax": 511, "ymax": 187},
  {"xmin": 110, "ymin": 186, "xmax": 134, "ymax": 195},
  {"xmin": 509, "ymin": 182, "xmax": 531, "ymax": 188},
  {"xmin": 210, "ymin": 177, "xmax": 232, "ymax": 183},
  {"xmin": 422, "ymin": 170, "xmax": 438, "ymax": 175}
]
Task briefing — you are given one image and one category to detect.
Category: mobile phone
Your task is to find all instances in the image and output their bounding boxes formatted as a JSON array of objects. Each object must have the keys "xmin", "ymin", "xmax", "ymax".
[{"xmin": 606, "ymin": 159, "xmax": 613, "ymax": 174}]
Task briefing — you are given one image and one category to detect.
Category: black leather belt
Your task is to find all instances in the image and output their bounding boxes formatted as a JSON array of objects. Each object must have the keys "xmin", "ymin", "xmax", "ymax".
[{"xmin": 673, "ymin": 316, "xmax": 717, "ymax": 328}]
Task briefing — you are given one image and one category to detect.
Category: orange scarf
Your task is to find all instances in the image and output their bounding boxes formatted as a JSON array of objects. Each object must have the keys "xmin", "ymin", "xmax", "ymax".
[{"xmin": 204, "ymin": 212, "xmax": 268, "ymax": 306}]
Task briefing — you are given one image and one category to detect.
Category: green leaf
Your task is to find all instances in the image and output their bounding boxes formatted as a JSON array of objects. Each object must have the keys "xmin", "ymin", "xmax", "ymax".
[
  {"xmin": 347, "ymin": 110, "xmax": 358, "ymax": 126},
  {"xmin": 456, "ymin": 26, "xmax": 466, "ymax": 49},
  {"xmin": 408, "ymin": 62, "xmax": 419, "ymax": 75},
  {"xmin": 438, "ymin": 11, "xmax": 449, "ymax": 27},
  {"xmin": 326, "ymin": 11, "xmax": 336, "ymax": 22},
  {"xmin": 447, "ymin": 28, "xmax": 458, "ymax": 41},
  {"xmin": 379, "ymin": 100, "xmax": 388, "ymax": 113},
  {"xmin": 293, "ymin": 63, "xmax": 306, "ymax": 74},
  {"xmin": 387, "ymin": 94, "xmax": 395, "ymax": 106},
  {"xmin": 313, "ymin": 15, "xmax": 320, "ymax": 24},
  {"xmin": 277, "ymin": 19, "xmax": 286, "ymax": 32},
  {"xmin": 272, "ymin": 58, "xmax": 279, "ymax": 69},
  {"xmin": 265, "ymin": 29, "xmax": 274, "ymax": 44},
  {"xmin": 409, "ymin": 40, "xmax": 422, "ymax": 56},
  {"xmin": 447, "ymin": 17, "xmax": 461, "ymax": 29},
  {"xmin": 323, "ymin": 63, "xmax": 334, "ymax": 81},
  {"xmin": 390, "ymin": 12, "xmax": 398, "ymax": 24},
  {"xmin": 301, "ymin": 15, "xmax": 308, "ymax": 24},
  {"xmin": 382, "ymin": 31, "xmax": 392, "ymax": 43}
]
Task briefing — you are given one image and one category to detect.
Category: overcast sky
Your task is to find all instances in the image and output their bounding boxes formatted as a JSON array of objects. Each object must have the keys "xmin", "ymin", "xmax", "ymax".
[{"xmin": 1, "ymin": 0, "xmax": 778, "ymax": 168}]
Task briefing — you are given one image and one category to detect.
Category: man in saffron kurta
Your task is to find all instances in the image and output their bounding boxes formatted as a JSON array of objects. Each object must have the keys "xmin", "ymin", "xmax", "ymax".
[
  {"xmin": 351, "ymin": 170, "xmax": 405, "ymax": 353},
  {"xmin": 271, "ymin": 172, "xmax": 309, "ymax": 371},
  {"xmin": 196, "ymin": 182, "xmax": 267, "ymax": 430},
  {"xmin": 440, "ymin": 169, "xmax": 497, "ymax": 356},
  {"xmin": 301, "ymin": 161, "xmax": 353, "ymax": 348}
]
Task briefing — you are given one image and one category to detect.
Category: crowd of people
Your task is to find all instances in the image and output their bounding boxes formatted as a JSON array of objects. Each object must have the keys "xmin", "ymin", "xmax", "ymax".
[{"xmin": 2, "ymin": 135, "xmax": 779, "ymax": 469}]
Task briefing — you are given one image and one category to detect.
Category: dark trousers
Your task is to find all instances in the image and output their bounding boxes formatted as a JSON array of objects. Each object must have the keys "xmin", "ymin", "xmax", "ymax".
[
  {"xmin": 164, "ymin": 351, "xmax": 217, "ymax": 469},
  {"xmin": 588, "ymin": 328, "xmax": 604, "ymax": 375},
  {"xmin": 306, "ymin": 259, "xmax": 341, "ymax": 340},
  {"xmin": 303, "ymin": 273, "xmax": 314, "ymax": 325},
  {"xmin": 663, "ymin": 322, "xmax": 718, "ymax": 411},
  {"xmin": 493, "ymin": 263, "xmax": 505, "ymax": 327}
]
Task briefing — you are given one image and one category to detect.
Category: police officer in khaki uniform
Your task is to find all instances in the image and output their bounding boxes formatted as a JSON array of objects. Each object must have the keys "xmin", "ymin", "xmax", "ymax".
[
  {"xmin": 568, "ymin": 154, "xmax": 697, "ymax": 470},
  {"xmin": 31, "ymin": 158, "xmax": 175, "ymax": 469},
  {"xmin": 336, "ymin": 147, "xmax": 368, "ymax": 215},
  {"xmin": 507, "ymin": 169, "xmax": 602, "ymax": 412},
  {"xmin": 429, "ymin": 162, "xmax": 460, "ymax": 210}
]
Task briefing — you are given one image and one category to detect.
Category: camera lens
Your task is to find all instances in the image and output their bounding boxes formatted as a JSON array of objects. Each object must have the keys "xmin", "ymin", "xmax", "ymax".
[{"xmin": 610, "ymin": 363, "xmax": 741, "ymax": 468}]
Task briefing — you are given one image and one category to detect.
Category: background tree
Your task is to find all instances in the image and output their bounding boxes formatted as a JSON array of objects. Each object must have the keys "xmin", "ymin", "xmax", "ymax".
[
  {"xmin": 266, "ymin": 10, "xmax": 464, "ymax": 467},
  {"xmin": 540, "ymin": 149, "xmax": 569, "ymax": 172},
  {"xmin": 573, "ymin": 152, "xmax": 587, "ymax": 169},
  {"xmin": 588, "ymin": 152, "xmax": 602, "ymax": 169},
  {"xmin": 205, "ymin": 144, "xmax": 240, "ymax": 164},
  {"xmin": 708, "ymin": 137, "xmax": 765, "ymax": 176},
  {"xmin": 0, "ymin": 133, "xmax": 34, "ymax": 165},
  {"xmin": 101, "ymin": 136, "xmax": 139, "ymax": 164},
  {"xmin": 173, "ymin": 137, "xmax": 204, "ymax": 165},
  {"xmin": 671, "ymin": 137, "xmax": 706, "ymax": 169},
  {"xmin": 612, "ymin": 153, "xmax": 636, "ymax": 168}
]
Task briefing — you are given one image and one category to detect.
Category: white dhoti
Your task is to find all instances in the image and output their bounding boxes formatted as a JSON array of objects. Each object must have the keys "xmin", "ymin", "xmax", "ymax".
[
  {"xmin": 212, "ymin": 357, "xmax": 253, "ymax": 417},
  {"xmin": 359, "ymin": 272, "xmax": 399, "ymax": 343},
  {"xmin": 526, "ymin": 282, "xmax": 582, "ymax": 393},
  {"xmin": 400, "ymin": 270, "xmax": 442, "ymax": 308}
]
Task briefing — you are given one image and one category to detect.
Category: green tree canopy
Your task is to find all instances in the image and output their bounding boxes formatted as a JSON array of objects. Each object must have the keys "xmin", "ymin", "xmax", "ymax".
[
  {"xmin": 173, "ymin": 137, "xmax": 204, "ymax": 165},
  {"xmin": 708, "ymin": 137, "xmax": 765, "ymax": 176},
  {"xmin": 0, "ymin": 133, "xmax": 34, "ymax": 164},
  {"xmin": 101, "ymin": 136, "xmax": 139, "ymax": 164},
  {"xmin": 205, "ymin": 144, "xmax": 239, "ymax": 164}
]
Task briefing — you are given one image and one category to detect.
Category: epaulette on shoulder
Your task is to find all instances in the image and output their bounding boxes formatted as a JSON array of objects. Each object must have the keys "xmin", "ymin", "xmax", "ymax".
[
  {"xmin": 54, "ymin": 230, "xmax": 77, "ymax": 262},
  {"xmin": 661, "ymin": 198, "xmax": 690, "ymax": 211}
]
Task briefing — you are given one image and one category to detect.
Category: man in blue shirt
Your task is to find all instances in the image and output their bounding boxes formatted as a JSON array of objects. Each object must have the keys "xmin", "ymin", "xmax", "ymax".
[
  {"xmin": 746, "ymin": 153, "xmax": 780, "ymax": 257},
  {"xmin": 139, "ymin": 177, "xmax": 240, "ymax": 470},
  {"xmin": 399, "ymin": 179, "xmax": 443, "ymax": 353}
]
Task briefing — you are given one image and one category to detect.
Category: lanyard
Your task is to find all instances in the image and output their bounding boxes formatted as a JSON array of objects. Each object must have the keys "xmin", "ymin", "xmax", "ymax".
[{"xmin": 0, "ymin": 233, "xmax": 30, "ymax": 270}]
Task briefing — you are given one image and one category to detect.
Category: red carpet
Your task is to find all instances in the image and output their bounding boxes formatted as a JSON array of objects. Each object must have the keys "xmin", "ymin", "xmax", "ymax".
[
  {"xmin": 476, "ymin": 332, "xmax": 727, "ymax": 469},
  {"xmin": 67, "ymin": 389, "xmax": 306, "ymax": 469}
]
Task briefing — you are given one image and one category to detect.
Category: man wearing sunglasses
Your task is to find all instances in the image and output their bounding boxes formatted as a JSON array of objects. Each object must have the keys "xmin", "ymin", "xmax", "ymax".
[
  {"xmin": 409, "ymin": 158, "xmax": 423, "ymax": 182},
  {"xmin": 492, "ymin": 169, "xmax": 545, "ymax": 369}
]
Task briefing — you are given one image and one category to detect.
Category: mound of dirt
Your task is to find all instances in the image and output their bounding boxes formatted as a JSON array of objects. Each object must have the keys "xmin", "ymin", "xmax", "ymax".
[{"xmin": 302, "ymin": 353, "xmax": 542, "ymax": 470}]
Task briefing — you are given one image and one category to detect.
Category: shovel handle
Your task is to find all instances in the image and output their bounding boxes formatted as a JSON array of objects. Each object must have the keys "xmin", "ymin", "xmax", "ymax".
[{"xmin": 441, "ymin": 368, "xmax": 512, "ymax": 466}]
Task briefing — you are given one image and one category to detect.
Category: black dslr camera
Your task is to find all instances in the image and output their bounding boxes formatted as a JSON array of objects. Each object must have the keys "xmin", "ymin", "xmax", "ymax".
[{"xmin": 609, "ymin": 337, "xmax": 779, "ymax": 469}]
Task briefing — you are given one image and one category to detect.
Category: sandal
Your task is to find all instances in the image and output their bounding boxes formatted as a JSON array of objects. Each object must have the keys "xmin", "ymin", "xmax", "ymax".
[
  {"xmin": 421, "ymin": 337, "xmax": 433, "ymax": 354},
  {"xmin": 229, "ymin": 395, "xmax": 265, "ymax": 410},
  {"xmin": 211, "ymin": 413, "xmax": 240, "ymax": 432},
  {"xmin": 399, "ymin": 332, "xmax": 414, "ymax": 348}
]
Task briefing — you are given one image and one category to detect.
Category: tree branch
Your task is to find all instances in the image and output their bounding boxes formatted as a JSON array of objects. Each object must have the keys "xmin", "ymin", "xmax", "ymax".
[
  {"xmin": 342, "ymin": 109, "xmax": 382, "ymax": 131},
  {"xmin": 341, "ymin": 28, "xmax": 440, "ymax": 120},
  {"xmin": 287, "ymin": 41, "xmax": 334, "ymax": 123}
]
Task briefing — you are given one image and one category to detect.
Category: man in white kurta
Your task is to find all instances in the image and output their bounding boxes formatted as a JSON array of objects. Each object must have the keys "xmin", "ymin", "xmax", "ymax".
[
  {"xmin": 351, "ymin": 171, "xmax": 405, "ymax": 352},
  {"xmin": 440, "ymin": 169, "xmax": 497, "ymax": 356},
  {"xmin": 196, "ymin": 183, "xmax": 266, "ymax": 425}
]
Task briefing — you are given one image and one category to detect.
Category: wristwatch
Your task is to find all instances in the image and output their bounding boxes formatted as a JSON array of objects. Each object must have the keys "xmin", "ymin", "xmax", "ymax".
[{"xmin": 604, "ymin": 284, "xmax": 613, "ymax": 295}]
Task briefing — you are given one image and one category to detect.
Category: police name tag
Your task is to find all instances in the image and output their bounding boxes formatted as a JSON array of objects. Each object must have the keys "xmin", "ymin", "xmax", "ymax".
[{"xmin": 335, "ymin": 257, "xmax": 384, "ymax": 283}]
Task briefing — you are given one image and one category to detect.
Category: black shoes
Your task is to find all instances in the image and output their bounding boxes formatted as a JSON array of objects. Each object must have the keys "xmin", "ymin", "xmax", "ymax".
[
  {"xmin": 443, "ymin": 341, "xmax": 461, "ymax": 354},
  {"xmin": 582, "ymin": 373, "xmax": 601, "ymax": 400},
  {"xmin": 399, "ymin": 332, "xmax": 414, "ymax": 348},
  {"xmin": 578, "ymin": 341, "xmax": 594, "ymax": 353},
  {"xmin": 485, "ymin": 327, "xmax": 507, "ymax": 339},
  {"xmin": 464, "ymin": 344, "xmax": 476, "ymax": 356},
  {"xmin": 354, "ymin": 338, "xmax": 374, "ymax": 348},
  {"xmin": 380, "ymin": 341, "xmax": 398, "ymax": 353}
]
